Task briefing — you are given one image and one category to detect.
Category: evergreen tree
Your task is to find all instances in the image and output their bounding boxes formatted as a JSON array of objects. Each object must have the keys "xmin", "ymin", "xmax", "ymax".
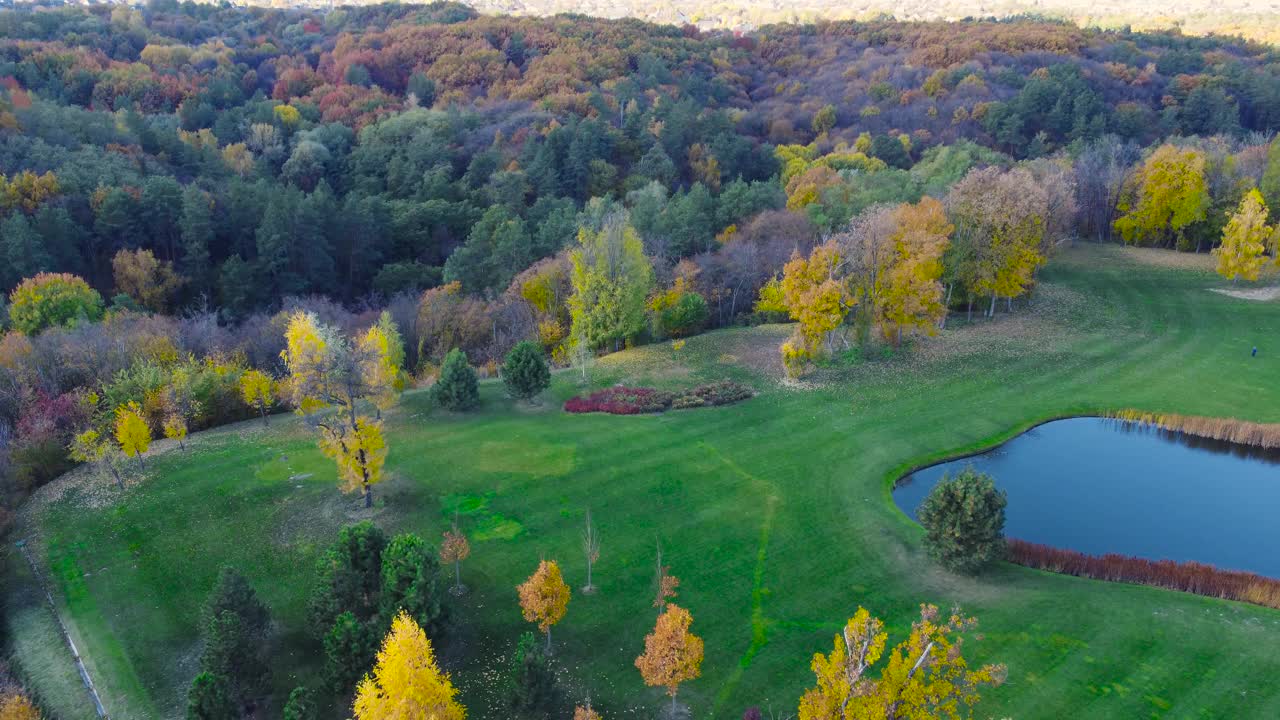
[
  {"xmin": 502, "ymin": 341, "xmax": 550, "ymax": 401},
  {"xmin": 282, "ymin": 686, "xmax": 316, "ymax": 720},
  {"xmin": 508, "ymin": 632, "xmax": 562, "ymax": 719},
  {"xmin": 324, "ymin": 610, "xmax": 375, "ymax": 693},
  {"xmin": 433, "ymin": 348, "xmax": 479, "ymax": 411},
  {"xmin": 380, "ymin": 533, "xmax": 448, "ymax": 640},
  {"xmin": 2, "ymin": 213, "xmax": 51, "ymax": 289},
  {"xmin": 308, "ymin": 521, "xmax": 388, "ymax": 633},
  {"xmin": 180, "ymin": 186, "xmax": 214, "ymax": 297},
  {"xmin": 187, "ymin": 672, "xmax": 235, "ymax": 720},
  {"xmin": 917, "ymin": 467, "xmax": 1008, "ymax": 574}
]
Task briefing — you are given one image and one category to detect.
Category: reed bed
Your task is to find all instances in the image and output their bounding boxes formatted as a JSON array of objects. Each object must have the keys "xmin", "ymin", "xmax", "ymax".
[
  {"xmin": 1107, "ymin": 409, "xmax": 1280, "ymax": 449},
  {"xmin": 1007, "ymin": 539, "xmax": 1280, "ymax": 610}
]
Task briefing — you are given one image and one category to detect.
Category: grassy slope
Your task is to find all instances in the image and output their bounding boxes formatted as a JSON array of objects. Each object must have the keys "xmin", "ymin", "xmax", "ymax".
[{"xmin": 10, "ymin": 244, "xmax": 1280, "ymax": 719}]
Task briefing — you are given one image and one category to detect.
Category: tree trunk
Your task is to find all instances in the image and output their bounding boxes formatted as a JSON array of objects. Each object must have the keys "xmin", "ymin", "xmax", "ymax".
[
  {"xmin": 137, "ymin": 454, "xmax": 145, "ymax": 471},
  {"xmin": 545, "ymin": 627, "xmax": 552, "ymax": 652},
  {"xmin": 967, "ymin": 299, "xmax": 973, "ymax": 322},
  {"xmin": 364, "ymin": 483, "xmax": 372, "ymax": 508},
  {"xmin": 586, "ymin": 559, "xmax": 593, "ymax": 590},
  {"xmin": 454, "ymin": 560, "xmax": 461, "ymax": 589},
  {"xmin": 260, "ymin": 406, "xmax": 269, "ymax": 427},
  {"xmin": 1007, "ymin": 296, "xmax": 1012, "ymax": 313},
  {"xmin": 110, "ymin": 464, "xmax": 124, "ymax": 491},
  {"xmin": 988, "ymin": 295, "xmax": 996, "ymax": 318}
]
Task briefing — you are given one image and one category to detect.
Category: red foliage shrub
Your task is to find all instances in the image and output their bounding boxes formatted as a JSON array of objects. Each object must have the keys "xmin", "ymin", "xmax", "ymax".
[
  {"xmin": 1007, "ymin": 539, "xmax": 1280, "ymax": 610},
  {"xmin": 563, "ymin": 387, "xmax": 674, "ymax": 415}
]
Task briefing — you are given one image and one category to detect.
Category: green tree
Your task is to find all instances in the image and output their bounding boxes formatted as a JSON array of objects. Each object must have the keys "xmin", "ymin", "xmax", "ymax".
[
  {"xmin": 282, "ymin": 686, "xmax": 316, "ymax": 720},
  {"xmin": 380, "ymin": 533, "xmax": 448, "ymax": 640},
  {"xmin": 502, "ymin": 341, "xmax": 551, "ymax": 401},
  {"xmin": 180, "ymin": 186, "xmax": 214, "ymax": 297},
  {"xmin": 1, "ymin": 214, "xmax": 51, "ymax": 290},
  {"xmin": 1262, "ymin": 136, "xmax": 1280, "ymax": 220},
  {"xmin": 917, "ymin": 467, "xmax": 1008, "ymax": 574},
  {"xmin": 8, "ymin": 272, "xmax": 103, "ymax": 335},
  {"xmin": 508, "ymin": 632, "xmax": 562, "ymax": 719},
  {"xmin": 309, "ymin": 521, "xmax": 387, "ymax": 634},
  {"xmin": 324, "ymin": 610, "xmax": 375, "ymax": 693},
  {"xmin": 433, "ymin": 348, "xmax": 479, "ymax": 411},
  {"xmin": 199, "ymin": 567, "xmax": 270, "ymax": 703},
  {"xmin": 567, "ymin": 215, "xmax": 653, "ymax": 352},
  {"xmin": 187, "ymin": 672, "xmax": 235, "ymax": 720},
  {"xmin": 811, "ymin": 104, "xmax": 837, "ymax": 136}
]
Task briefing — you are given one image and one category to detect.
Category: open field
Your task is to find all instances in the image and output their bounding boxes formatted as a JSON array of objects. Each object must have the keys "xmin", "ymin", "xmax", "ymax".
[{"xmin": 8, "ymin": 243, "xmax": 1280, "ymax": 719}]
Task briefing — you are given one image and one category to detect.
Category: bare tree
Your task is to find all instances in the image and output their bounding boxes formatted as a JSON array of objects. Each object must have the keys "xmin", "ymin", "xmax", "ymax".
[{"xmin": 582, "ymin": 507, "xmax": 601, "ymax": 594}]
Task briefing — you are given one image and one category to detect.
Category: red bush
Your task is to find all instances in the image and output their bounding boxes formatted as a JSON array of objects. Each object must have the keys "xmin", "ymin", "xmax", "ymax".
[
  {"xmin": 1007, "ymin": 539, "xmax": 1280, "ymax": 610},
  {"xmin": 563, "ymin": 387, "xmax": 674, "ymax": 415}
]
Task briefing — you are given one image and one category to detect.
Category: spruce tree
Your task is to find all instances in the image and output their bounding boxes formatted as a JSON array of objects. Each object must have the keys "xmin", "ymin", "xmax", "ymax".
[
  {"xmin": 433, "ymin": 348, "xmax": 479, "ymax": 410},
  {"xmin": 502, "ymin": 341, "xmax": 551, "ymax": 401}
]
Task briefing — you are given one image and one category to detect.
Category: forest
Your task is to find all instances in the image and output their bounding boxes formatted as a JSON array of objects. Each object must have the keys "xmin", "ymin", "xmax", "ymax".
[{"xmin": 2, "ymin": 2, "xmax": 1280, "ymax": 717}]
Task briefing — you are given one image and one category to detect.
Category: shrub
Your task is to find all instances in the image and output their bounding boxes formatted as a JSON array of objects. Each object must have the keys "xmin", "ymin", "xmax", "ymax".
[
  {"xmin": 563, "ymin": 387, "xmax": 674, "ymax": 414},
  {"xmin": 657, "ymin": 290, "xmax": 709, "ymax": 338},
  {"xmin": 433, "ymin": 348, "xmax": 479, "ymax": 411},
  {"xmin": 671, "ymin": 381, "xmax": 753, "ymax": 409},
  {"xmin": 916, "ymin": 467, "xmax": 1007, "ymax": 573},
  {"xmin": 8, "ymin": 272, "xmax": 104, "ymax": 335},
  {"xmin": 1007, "ymin": 539, "xmax": 1280, "ymax": 610},
  {"xmin": 502, "ymin": 340, "xmax": 551, "ymax": 401}
]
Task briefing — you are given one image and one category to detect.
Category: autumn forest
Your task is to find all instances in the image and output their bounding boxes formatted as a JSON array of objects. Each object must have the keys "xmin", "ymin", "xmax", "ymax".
[{"xmin": 2, "ymin": 1, "xmax": 1280, "ymax": 719}]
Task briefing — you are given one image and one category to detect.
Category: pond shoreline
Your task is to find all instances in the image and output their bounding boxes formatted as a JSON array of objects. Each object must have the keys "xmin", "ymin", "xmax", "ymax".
[{"xmin": 886, "ymin": 411, "xmax": 1280, "ymax": 610}]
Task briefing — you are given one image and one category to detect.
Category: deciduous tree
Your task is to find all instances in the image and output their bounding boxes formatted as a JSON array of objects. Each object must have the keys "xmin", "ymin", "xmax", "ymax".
[
  {"xmin": 567, "ymin": 214, "xmax": 653, "ymax": 352},
  {"xmin": 353, "ymin": 611, "xmax": 465, "ymax": 720},
  {"xmin": 1114, "ymin": 144, "xmax": 1210, "ymax": 248},
  {"xmin": 517, "ymin": 560, "xmax": 570, "ymax": 651},
  {"xmin": 1213, "ymin": 188, "xmax": 1272, "ymax": 282},
  {"xmin": 440, "ymin": 522, "xmax": 471, "ymax": 596},
  {"xmin": 238, "ymin": 370, "xmax": 275, "ymax": 426},
  {"xmin": 69, "ymin": 429, "xmax": 126, "ymax": 490},
  {"xmin": 0, "ymin": 692, "xmax": 41, "ymax": 720},
  {"xmin": 581, "ymin": 508, "xmax": 600, "ymax": 594},
  {"xmin": 798, "ymin": 604, "xmax": 1005, "ymax": 720},
  {"xmin": 112, "ymin": 248, "xmax": 185, "ymax": 313},
  {"xmin": 635, "ymin": 604, "xmax": 704, "ymax": 712},
  {"xmin": 163, "ymin": 413, "xmax": 188, "ymax": 451},
  {"xmin": 114, "ymin": 401, "xmax": 151, "ymax": 470},
  {"xmin": 8, "ymin": 273, "xmax": 103, "ymax": 335}
]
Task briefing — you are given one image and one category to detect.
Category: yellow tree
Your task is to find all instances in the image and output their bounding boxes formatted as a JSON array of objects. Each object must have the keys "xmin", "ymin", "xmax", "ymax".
[
  {"xmin": 353, "ymin": 611, "xmax": 466, "ymax": 720},
  {"xmin": 769, "ymin": 243, "xmax": 854, "ymax": 375},
  {"xmin": 1213, "ymin": 188, "xmax": 1272, "ymax": 282},
  {"xmin": 440, "ymin": 522, "xmax": 471, "ymax": 596},
  {"xmin": 114, "ymin": 401, "xmax": 151, "ymax": 470},
  {"xmin": 798, "ymin": 604, "xmax": 1006, "ymax": 720},
  {"xmin": 516, "ymin": 560, "xmax": 570, "ymax": 651},
  {"xmin": 1114, "ymin": 144, "xmax": 1210, "ymax": 249},
  {"xmin": 318, "ymin": 415, "xmax": 386, "ymax": 510},
  {"xmin": 0, "ymin": 691, "xmax": 42, "ymax": 720},
  {"xmin": 163, "ymin": 413, "xmax": 187, "ymax": 451},
  {"xmin": 281, "ymin": 311, "xmax": 393, "ymax": 507},
  {"xmin": 635, "ymin": 604, "xmax": 704, "ymax": 713},
  {"xmin": 69, "ymin": 429, "xmax": 126, "ymax": 491},
  {"xmin": 879, "ymin": 198, "xmax": 953, "ymax": 343},
  {"xmin": 238, "ymin": 369, "xmax": 275, "ymax": 426},
  {"xmin": 358, "ymin": 312, "xmax": 406, "ymax": 417}
]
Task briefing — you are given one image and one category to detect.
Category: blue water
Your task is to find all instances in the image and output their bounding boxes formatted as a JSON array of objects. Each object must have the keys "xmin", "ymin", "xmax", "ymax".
[{"xmin": 893, "ymin": 417, "xmax": 1280, "ymax": 577}]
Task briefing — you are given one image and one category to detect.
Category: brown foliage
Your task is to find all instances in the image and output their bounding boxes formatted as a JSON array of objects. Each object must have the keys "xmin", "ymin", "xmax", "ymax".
[
  {"xmin": 1008, "ymin": 539, "xmax": 1280, "ymax": 610},
  {"xmin": 1108, "ymin": 410, "xmax": 1280, "ymax": 449}
]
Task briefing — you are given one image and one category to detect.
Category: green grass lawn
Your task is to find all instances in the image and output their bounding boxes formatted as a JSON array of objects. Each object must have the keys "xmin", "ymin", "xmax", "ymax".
[{"xmin": 9, "ymin": 244, "xmax": 1280, "ymax": 719}]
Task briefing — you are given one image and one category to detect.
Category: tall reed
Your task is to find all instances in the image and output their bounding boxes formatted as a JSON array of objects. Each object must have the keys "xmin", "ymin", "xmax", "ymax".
[
  {"xmin": 1107, "ymin": 409, "xmax": 1280, "ymax": 449},
  {"xmin": 1007, "ymin": 539, "xmax": 1280, "ymax": 610}
]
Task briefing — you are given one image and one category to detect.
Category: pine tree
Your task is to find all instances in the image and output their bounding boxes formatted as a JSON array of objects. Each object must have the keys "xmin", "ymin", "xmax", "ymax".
[
  {"xmin": 433, "ymin": 348, "xmax": 479, "ymax": 411},
  {"xmin": 180, "ymin": 186, "xmax": 214, "ymax": 296},
  {"xmin": 502, "ymin": 341, "xmax": 551, "ymax": 401},
  {"xmin": 380, "ymin": 533, "xmax": 448, "ymax": 639},
  {"xmin": 508, "ymin": 632, "xmax": 562, "ymax": 719}
]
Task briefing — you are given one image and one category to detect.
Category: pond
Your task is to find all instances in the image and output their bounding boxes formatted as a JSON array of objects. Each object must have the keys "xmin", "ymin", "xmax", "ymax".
[{"xmin": 893, "ymin": 417, "xmax": 1280, "ymax": 578}]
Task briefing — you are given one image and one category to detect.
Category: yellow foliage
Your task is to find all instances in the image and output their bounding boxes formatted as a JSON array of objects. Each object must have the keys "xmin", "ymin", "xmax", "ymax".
[
  {"xmin": 318, "ymin": 415, "xmax": 386, "ymax": 499},
  {"xmin": 1213, "ymin": 188, "xmax": 1272, "ymax": 282},
  {"xmin": 635, "ymin": 604, "xmax": 704, "ymax": 701},
  {"xmin": 162, "ymin": 414, "xmax": 188, "ymax": 445},
  {"xmin": 798, "ymin": 604, "xmax": 1005, "ymax": 720},
  {"xmin": 273, "ymin": 104, "xmax": 301, "ymax": 128},
  {"xmin": 114, "ymin": 401, "xmax": 151, "ymax": 461},
  {"xmin": 239, "ymin": 369, "xmax": 275, "ymax": 415},
  {"xmin": 0, "ymin": 692, "xmax": 41, "ymax": 720},
  {"xmin": 353, "ymin": 611, "xmax": 465, "ymax": 720},
  {"xmin": 516, "ymin": 560, "xmax": 570, "ymax": 636},
  {"xmin": 1114, "ymin": 144, "xmax": 1210, "ymax": 246}
]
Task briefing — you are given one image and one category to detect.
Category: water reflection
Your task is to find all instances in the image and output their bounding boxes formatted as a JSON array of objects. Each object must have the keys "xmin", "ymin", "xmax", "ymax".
[{"xmin": 893, "ymin": 417, "xmax": 1280, "ymax": 577}]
